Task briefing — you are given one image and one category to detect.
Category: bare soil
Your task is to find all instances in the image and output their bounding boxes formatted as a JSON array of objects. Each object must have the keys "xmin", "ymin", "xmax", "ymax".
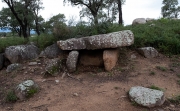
[{"xmin": 0, "ymin": 49, "xmax": 180, "ymax": 111}]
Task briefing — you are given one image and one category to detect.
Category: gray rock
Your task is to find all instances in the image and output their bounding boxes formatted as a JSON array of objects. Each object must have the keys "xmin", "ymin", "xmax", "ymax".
[
  {"xmin": 40, "ymin": 43, "xmax": 62, "ymax": 58},
  {"xmin": 132, "ymin": 18, "xmax": 146, "ymax": 25},
  {"xmin": 137, "ymin": 47, "xmax": 159, "ymax": 58},
  {"xmin": 6, "ymin": 63, "xmax": 22, "ymax": 73},
  {"xmin": 5, "ymin": 44, "xmax": 40, "ymax": 63},
  {"xmin": 146, "ymin": 18, "xmax": 155, "ymax": 22},
  {"xmin": 103, "ymin": 49, "xmax": 119, "ymax": 71},
  {"xmin": 129, "ymin": 86, "xmax": 165, "ymax": 108},
  {"xmin": 57, "ymin": 30, "xmax": 134, "ymax": 50},
  {"xmin": 45, "ymin": 58, "xmax": 62, "ymax": 76},
  {"xmin": 66, "ymin": 51, "xmax": 79, "ymax": 72},
  {"xmin": 15, "ymin": 80, "xmax": 39, "ymax": 101},
  {"xmin": 0, "ymin": 53, "xmax": 4, "ymax": 70}
]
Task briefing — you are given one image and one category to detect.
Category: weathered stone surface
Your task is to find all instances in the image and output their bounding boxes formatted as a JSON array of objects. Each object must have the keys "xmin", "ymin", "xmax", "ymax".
[
  {"xmin": 137, "ymin": 47, "xmax": 159, "ymax": 58},
  {"xmin": 103, "ymin": 49, "xmax": 119, "ymax": 71},
  {"xmin": 132, "ymin": 18, "xmax": 146, "ymax": 25},
  {"xmin": 45, "ymin": 58, "xmax": 62, "ymax": 76},
  {"xmin": 6, "ymin": 63, "xmax": 22, "ymax": 73},
  {"xmin": 66, "ymin": 51, "xmax": 79, "ymax": 72},
  {"xmin": 79, "ymin": 50, "xmax": 104, "ymax": 66},
  {"xmin": 0, "ymin": 53, "xmax": 4, "ymax": 70},
  {"xmin": 129, "ymin": 86, "xmax": 165, "ymax": 108},
  {"xmin": 57, "ymin": 30, "xmax": 134, "ymax": 50},
  {"xmin": 40, "ymin": 43, "xmax": 62, "ymax": 58},
  {"xmin": 15, "ymin": 80, "xmax": 39, "ymax": 101},
  {"xmin": 5, "ymin": 44, "xmax": 40, "ymax": 63},
  {"xmin": 146, "ymin": 18, "xmax": 155, "ymax": 22}
]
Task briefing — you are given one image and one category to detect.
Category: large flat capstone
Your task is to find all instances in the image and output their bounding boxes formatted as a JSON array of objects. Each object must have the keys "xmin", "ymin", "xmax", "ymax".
[{"xmin": 57, "ymin": 30, "xmax": 134, "ymax": 50}]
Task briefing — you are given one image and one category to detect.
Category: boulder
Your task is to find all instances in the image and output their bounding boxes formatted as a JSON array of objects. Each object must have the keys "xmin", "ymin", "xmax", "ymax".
[
  {"xmin": 5, "ymin": 44, "xmax": 40, "ymax": 63},
  {"xmin": 137, "ymin": 47, "xmax": 159, "ymax": 58},
  {"xmin": 66, "ymin": 51, "xmax": 79, "ymax": 72},
  {"xmin": 0, "ymin": 53, "xmax": 4, "ymax": 70},
  {"xmin": 103, "ymin": 49, "xmax": 119, "ymax": 71},
  {"xmin": 132, "ymin": 18, "xmax": 146, "ymax": 25},
  {"xmin": 129, "ymin": 86, "xmax": 165, "ymax": 108},
  {"xmin": 6, "ymin": 63, "xmax": 22, "ymax": 73},
  {"xmin": 45, "ymin": 58, "xmax": 62, "ymax": 76},
  {"xmin": 40, "ymin": 43, "xmax": 62, "ymax": 58},
  {"xmin": 57, "ymin": 30, "xmax": 134, "ymax": 50},
  {"xmin": 146, "ymin": 18, "xmax": 155, "ymax": 22},
  {"xmin": 79, "ymin": 50, "xmax": 104, "ymax": 66},
  {"xmin": 15, "ymin": 80, "xmax": 39, "ymax": 101}
]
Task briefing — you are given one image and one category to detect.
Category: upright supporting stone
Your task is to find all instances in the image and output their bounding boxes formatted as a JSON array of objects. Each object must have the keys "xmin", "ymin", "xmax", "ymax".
[
  {"xmin": 103, "ymin": 49, "xmax": 119, "ymax": 71},
  {"xmin": 66, "ymin": 51, "xmax": 79, "ymax": 72}
]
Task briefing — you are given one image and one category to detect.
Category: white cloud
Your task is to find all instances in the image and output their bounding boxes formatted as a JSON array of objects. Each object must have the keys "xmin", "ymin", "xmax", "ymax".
[{"xmin": 1, "ymin": 0, "xmax": 180, "ymax": 25}]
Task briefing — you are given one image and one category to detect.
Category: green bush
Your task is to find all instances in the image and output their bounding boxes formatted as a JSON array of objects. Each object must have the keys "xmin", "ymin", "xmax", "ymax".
[{"xmin": 5, "ymin": 90, "xmax": 17, "ymax": 102}]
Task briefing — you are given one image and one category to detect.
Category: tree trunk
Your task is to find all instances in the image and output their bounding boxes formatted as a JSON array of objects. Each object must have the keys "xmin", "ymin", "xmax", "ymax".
[
  {"xmin": 92, "ymin": 13, "xmax": 98, "ymax": 25},
  {"xmin": 117, "ymin": 0, "xmax": 123, "ymax": 25}
]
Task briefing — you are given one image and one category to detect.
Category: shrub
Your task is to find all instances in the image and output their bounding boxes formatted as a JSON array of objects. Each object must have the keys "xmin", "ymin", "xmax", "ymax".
[{"xmin": 5, "ymin": 90, "xmax": 17, "ymax": 102}]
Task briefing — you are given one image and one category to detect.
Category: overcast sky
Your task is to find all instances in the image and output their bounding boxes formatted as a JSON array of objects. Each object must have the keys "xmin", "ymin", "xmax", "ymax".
[{"xmin": 0, "ymin": 0, "xmax": 180, "ymax": 25}]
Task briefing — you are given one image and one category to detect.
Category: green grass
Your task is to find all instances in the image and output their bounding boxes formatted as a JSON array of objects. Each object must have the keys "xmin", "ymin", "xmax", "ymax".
[
  {"xmin": 168, "ymin": 95, "xmax": 180, "ymax": 104},
  {"xmin": 149, "ymin": 85, "xmax": 163, "ymax": 91},
  {"xmin": 5, "ymin": 90, "xmax": 18, "ymax": 102},
  {"xmin": 149, "ymin": 71, "xmax": 155, "ymax": 75},
  {"xmin": 156, "ymin": 66, "xmax": 167, "ymax": 71}
]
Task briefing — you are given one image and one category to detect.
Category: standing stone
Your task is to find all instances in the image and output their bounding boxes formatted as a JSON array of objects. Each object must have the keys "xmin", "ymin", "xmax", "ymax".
[
  {"xmin": 66, "ymin": 51, "xmax": 79, "ymax": 72},
  {"xmin": 0, "ymin": 53, "xmax": 4, "ymax": 70},
  {"xmin": 132, "ymin": 18, "xmax": 146, "ymax": 25},
  {"xmin": 57, "ymin": 30, "xmax": 134, "ymax": 50},
  {"xmin": 129, "ymin": 86, "xmax": 165, "ymax": 108},
  {"xmin": 103, "ymin": 49, "xmax": 119, "ymax": 71},
  {"xmin": 5, "ymin": 44, "xmax": 40, "ymax": 63},
  {"xmin": 137, "ymin": 47, "xmax": 159, "ymax": 58}
]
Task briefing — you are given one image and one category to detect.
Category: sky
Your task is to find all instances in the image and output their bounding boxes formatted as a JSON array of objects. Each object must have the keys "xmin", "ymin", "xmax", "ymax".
[{"xmin": 0, "ymin": 0, "xmax": 180, "ymax": 25}]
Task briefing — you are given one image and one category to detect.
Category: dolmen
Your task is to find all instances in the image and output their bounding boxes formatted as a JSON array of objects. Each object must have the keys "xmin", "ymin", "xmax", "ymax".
[{"xmin": 57, "ymin": 30, "xmax": 134, "ymax": 72}]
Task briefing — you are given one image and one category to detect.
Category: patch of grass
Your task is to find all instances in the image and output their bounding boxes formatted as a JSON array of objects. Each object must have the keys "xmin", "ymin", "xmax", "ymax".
[
  {"xmin": 171, "ymin": 62, "xmax": 180, "ymax": 67},
  {"xmin": 26, "ymin": 87, "xmax": 39, "ymax": 98},
  {"xmin": 5, "ymin": 90, "xmax": 18, "ymax": 102},
  {"xmin": 177, "ymin": 74, "xmax": 180, "ymax": 78},
  {"xmin": 149, "ymin": 71, "xmax": 155, "ymax": 75},
  {"xmin": 177, "ymin": 80, "xmax": 180, "ymax": 85},
  {"xmin": 114, "ymin": 87, "xmax": 119, "ymax": 90},
  {"xmin": 168, "ymin": 95, "xmax": 180, "ymax": 104},
  {"xmin": 118, "ymin": 67, "xmax": 126, "ymax": 72},
  {"xmin": 156, "ymin": 66, "xmax": 167, "ymax": 71},
  {"xmin": 149, "ymin": 85, "xmax": 163, "ymax": 91},
  {"xmin": 131, "ymin": 101, "xmax": 138, "ymax": 106}
]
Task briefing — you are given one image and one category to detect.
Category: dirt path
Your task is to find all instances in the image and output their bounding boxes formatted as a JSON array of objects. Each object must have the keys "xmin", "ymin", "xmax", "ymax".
[{"xmin": 0, "ymin": 49, "xmax": 180, "ymax": 111}]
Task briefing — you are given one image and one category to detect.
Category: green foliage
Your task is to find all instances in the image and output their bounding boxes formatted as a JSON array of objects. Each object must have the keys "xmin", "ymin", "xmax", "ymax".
[
  {"xmin": 168, "ymin": 95, "xmax": 180, "ymax": 104},
  {"xmin": 149, "ymin": 71, "xmax": 155, "ymax": 75},
  {"xmin": 6, "ymin": 90, "xmax": 18, "ymax": 102},
  {"xmin": 156, "ymin": 66, "xmax": 167, "ymax": 71},
  {"xmin": 26, "ymin": 87, "xmax": 39, "ymax": 98},
  {"xmin": 161, "ymin": 0, "xmax": 180, "ymax": 18},
  {"xmin": 149, "ymin": 85, "xmax": 163, "ymax": 91},
  {"xmin": 29, "ymin": 34, "xmax": 58, "ymax": 50},
  {"xmin": 0, "ymin": 37, "xmax": 25, "ymax": 53}
]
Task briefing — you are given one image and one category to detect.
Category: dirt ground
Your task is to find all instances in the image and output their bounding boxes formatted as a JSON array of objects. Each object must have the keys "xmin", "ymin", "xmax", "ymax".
[{"xmin": 0, "ymin": 49, "xmax": 180, "ymax": 111}]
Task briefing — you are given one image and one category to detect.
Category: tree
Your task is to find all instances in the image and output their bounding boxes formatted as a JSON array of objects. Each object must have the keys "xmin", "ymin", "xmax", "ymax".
[
  {"xmin": 161, "ymin": 0, "xmax": 180, "ymax": 18},
  {"xmin": 0, "ymin": 7, "xmax": 22, "ymax": 36},
  {"xmin": 45, "ymin": 14, "xmax": 68, "ymax": 39},
  {"xmin": 64, "ymin": 0, "xmax": 104, "ymax": 25},
  {"xmin": 2, "ymin": 0, "xmax": 43, "ymax": 38}
]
